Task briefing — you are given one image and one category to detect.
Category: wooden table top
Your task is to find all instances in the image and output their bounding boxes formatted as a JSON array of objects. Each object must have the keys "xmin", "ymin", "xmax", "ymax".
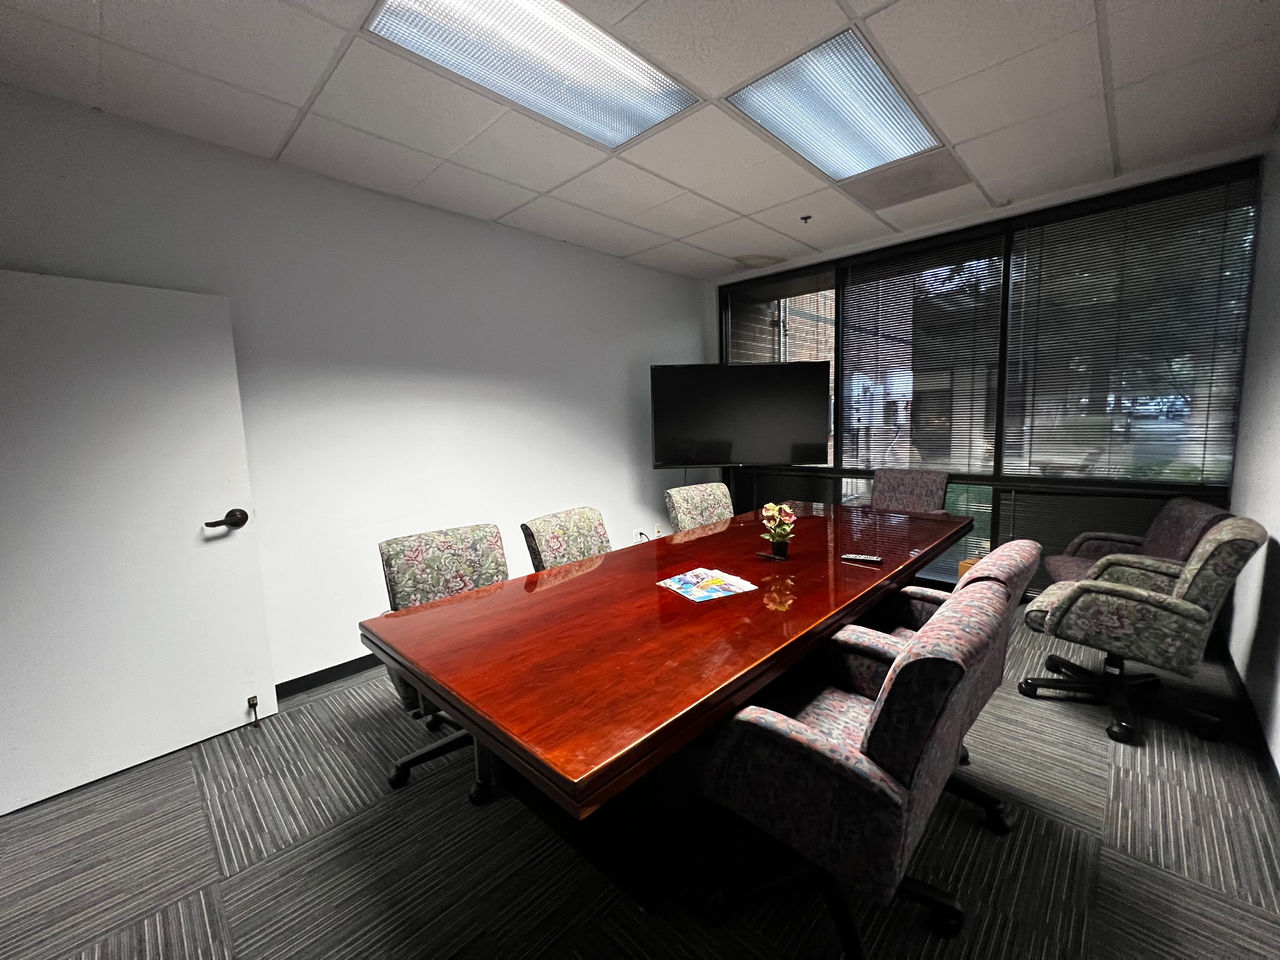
[{"xmin": 359, "ymin": 503, "xmax": 972, "ymax": 818}]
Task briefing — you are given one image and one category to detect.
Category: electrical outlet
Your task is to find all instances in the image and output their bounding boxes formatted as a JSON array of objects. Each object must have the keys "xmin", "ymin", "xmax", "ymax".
[
  {"xmin": 247, "ymin": 695, "xmax": 258, "ymax": 709},
  {"xmin": 654, "ymin": 523, "xmax": 662, "ymax": 538},
  {"xmin": 631, "ymin": 527, "xmax": 645, "ymax": 544}
]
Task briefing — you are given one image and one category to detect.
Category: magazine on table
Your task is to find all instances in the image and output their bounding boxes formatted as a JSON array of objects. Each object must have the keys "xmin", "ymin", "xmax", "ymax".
[{"xmin": 658, "ymin": 567, "xmax": 758, "ymax": 602}]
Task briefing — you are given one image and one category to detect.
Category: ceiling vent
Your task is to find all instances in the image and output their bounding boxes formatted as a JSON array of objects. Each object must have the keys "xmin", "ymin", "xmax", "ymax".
[{"xmin": 840, "ymin": 149, "xmax": 971, "ymax": 210}]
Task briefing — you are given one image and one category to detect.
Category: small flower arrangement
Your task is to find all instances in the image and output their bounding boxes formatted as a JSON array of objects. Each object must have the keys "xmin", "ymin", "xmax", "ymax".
[{"xmin": 759, "ymin": 502, "xmax": 797, "ymax": 543}]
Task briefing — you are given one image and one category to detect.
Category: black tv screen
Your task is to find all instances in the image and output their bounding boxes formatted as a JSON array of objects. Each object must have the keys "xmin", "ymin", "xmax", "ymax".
[{"xmin": 651, "ymin": 362, "xmax": 830, "ymax": 468}]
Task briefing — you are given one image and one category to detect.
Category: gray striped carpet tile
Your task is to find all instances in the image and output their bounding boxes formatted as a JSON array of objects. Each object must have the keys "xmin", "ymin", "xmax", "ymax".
[
  {"xmin": 1108, "ymin": 764, "xmax": 1280, "ymax": 913},
  {"xmin": 221, "ymin": 759, "xmax": 569, "ymax": 959},
  {"xmin": 1089, "ymin": 846, "xmax": 1280, "ymax": 960},
  {"xmin": 0, "ymin": 751, "xmax": 220, "ymax": 960},
  {"xmin": 962, "ymin": 689, "xmax": 1111, "ymax": 837},
  {"xmin": 194, "ymin": 674, "xmax": 452, "ymax": 876},
  {"xmin": 52, "ymin": 887, "xmax": 231, "ymax": 960}
]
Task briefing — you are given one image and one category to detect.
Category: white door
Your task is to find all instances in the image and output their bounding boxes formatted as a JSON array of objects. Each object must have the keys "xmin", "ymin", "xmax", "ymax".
[{"xmin": 0, "ymin": 269, "xmax": 275, "ymax": 815}]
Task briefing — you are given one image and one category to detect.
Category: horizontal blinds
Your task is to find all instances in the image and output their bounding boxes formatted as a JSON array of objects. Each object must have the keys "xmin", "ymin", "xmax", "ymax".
[
  {"xmin": 1003, "ymin": 178, "xmax": 1257, "ymax": 485},
  {"xmin": 838, "ymin": 236, "xmax": 1003, "ymax": 473}
]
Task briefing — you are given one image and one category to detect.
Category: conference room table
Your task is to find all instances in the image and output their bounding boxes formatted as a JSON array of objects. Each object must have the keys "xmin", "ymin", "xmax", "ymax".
[{"xmin": 359, "ymin": 502, "xmax": 972, "ymax": 820}]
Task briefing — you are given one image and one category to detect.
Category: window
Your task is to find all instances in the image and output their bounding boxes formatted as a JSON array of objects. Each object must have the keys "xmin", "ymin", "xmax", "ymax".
[
  {"xmin": 721, "ymin": 163, "xmax": 1259, "ymax": 582},
  {"xmin": 1004, "ymin": 180, "xmax": 1256, "ymax": 485}
]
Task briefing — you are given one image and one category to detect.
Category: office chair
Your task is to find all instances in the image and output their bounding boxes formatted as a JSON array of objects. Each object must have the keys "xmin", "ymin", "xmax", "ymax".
[
  {"xmin": 870, "ymin": 467, "xmax": 948, "ymax": 513},
  {"xmin": 521, "ymin": 506, "xmax": 611, "ymax": 572},
  {"xmin": 703, "ymin": 579, "xmax": 1012, "ymax": 958},
  {"xmin": 377, "ymin": 523, "xmax": 508, "ymax": 791},
  {"xmin": 1022, "ymin": 515, "xmax": 1265, "ymax": 743},
  {"xmin": 1042, "ymin": 495, "xmax": 1229, "ymax": 584},
  {"xmin": 664, "ymin": 482, "xmax": 734, "ymax": 532}
]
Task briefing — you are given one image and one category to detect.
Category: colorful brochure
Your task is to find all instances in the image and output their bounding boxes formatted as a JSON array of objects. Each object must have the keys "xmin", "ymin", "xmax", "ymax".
[{"xmin": 658, "ymin": 567, "xmax": 758, "ymax": 602}]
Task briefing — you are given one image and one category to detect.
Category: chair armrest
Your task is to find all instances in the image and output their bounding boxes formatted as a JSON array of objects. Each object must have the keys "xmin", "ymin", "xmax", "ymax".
[
  {"xmin": 1064, "ymin": 531, "xmax": 1144, "ymax": 559},
  {"xmin": 1087, "ymin": 554, "xmax": 1182, "ymax": 592},
  {"xmin": 830, "ymin": 624, "xmax": 904, "ymax": 697},
  {"xmin": 898, "ymin": 585, "xmax": 951, "ymax": 627}
]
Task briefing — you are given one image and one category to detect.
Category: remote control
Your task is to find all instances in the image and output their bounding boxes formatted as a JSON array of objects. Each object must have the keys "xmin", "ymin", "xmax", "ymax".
[{"xmin": 841, "ymin": 553, "xmax": 883, "ymax": 564}]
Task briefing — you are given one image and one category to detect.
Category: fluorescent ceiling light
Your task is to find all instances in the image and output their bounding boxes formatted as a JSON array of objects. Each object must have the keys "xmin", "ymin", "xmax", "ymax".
[
  {"xmin": 728, "ymin": 30, "xmax": 938, "ymax": 181},
  {"xmin": 369, "ymin": 0, "xmax": 696, "ymax": 148}
]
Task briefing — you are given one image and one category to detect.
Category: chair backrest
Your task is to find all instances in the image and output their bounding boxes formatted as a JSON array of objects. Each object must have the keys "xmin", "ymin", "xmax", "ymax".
[
  {"xmin": 1142, "ymin": 497, "xmax": 1231, "ymax": 561},
  {"xmin": 1171, "ymin": 516, "xmax": 1266, "ymax": 617},
  {"xmin": 521, "ymin": 506, "xmax": 611, "ymax": 572},
  {"xmin": 870, "ymin": 468, "xmax": 948, "ymax": 513},
  {"xmin": 953, "ymin": 539, "xmax": 1041, "ymax": 726},
  {"xmin": 862, "ymin": 580, "xmax": 1009, "ymax": 858},
  {"xmin": 378, "ymin": 523, "xmax": 509, "ymax": 610},
  {"xmin": 664, "ymin": 482, "xmax": 734, "ymax": 532}
]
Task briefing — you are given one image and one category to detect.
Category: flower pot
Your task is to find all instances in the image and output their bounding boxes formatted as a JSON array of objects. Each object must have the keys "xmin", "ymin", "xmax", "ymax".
[{"xmin": 771, "ymin": 540, "xmax": 789, "ymax": 560}]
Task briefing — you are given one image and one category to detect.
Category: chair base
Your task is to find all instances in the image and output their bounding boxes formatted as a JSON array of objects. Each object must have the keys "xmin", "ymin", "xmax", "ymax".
[
  {"xmin": 946, "ymin": 773, "xmax": 1014, "ymax": 834},
  {"xmin": 387, "ymin": 728, "xmax": 472, "ymax": 788},
  {"xmin": 895, "ymin": 875, "xmax": 964, "ymax": 938},
  {"xmin": 1019, "ymin": 652, "xmax": 1223, "ymax": 744}
]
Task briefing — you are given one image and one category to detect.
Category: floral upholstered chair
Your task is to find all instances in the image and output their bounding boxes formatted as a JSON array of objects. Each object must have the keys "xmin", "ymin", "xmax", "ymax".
[
  {"xmin": 663, "ymin": 482, "xmax": 734, "ymax": 532},
  {"xmin": 1041, "ymin": 496, "xmax": 1230, "ymax": 584},
  {"xmin": 870, "ymin": 467, "xmax": 949, "ymax": 513},
  {"xmin": 832, "ymin": 539, "xmax": 1042, "ymax": 707},
  {"xmin": 1022, "ymin": 515, "xmax": 1265, "ymax": 744},
  {"xmin": 521, "ymin": 506, "xmax": 612, "ymax": 572},
  {"xmin": 702, "ymin": 579, "xmax": 1011, "ymax": 956},
  {"xmin": 376, "ymin": 523, "xmax": 508, "ymax": 788}
]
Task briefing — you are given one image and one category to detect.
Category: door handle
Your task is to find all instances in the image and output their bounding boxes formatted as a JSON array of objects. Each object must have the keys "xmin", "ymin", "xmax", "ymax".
[{"xmin": 205, "ymin": 508, "xmax": 249, "ymax": 529}]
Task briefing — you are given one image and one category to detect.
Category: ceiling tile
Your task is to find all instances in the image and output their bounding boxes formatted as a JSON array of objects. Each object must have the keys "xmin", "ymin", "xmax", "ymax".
[
  {"xmin": 562, "ymin": 0, "xmax": 646, "ymax": 26},
  {"xmin": 5, "ymin": 0, "xmax": 101, "ymax": 34},
  {"xmin": 876, "ymin": 183, "xmax": 990, "ymax": 231},
  {"xmin": 697, "ymin": 153, "xmax": 828, "ymax": 215},
  {"xmin": 628, "ymin": 241, "xmax": 738, "ymax": 279},
  {"xmin": 312, "ymin": 39, "xmax": 506, "ymax": 157},
  {"xmin": 626, "ymin": 192, "xmax": 737, "ymax": 237},
  {"xmin": 956, "ymin": 97, "xmax": 1110, "ymax": 200},
  {"xmin": 922, "ymin": 26, "xmax": 1101, "ymax": 145},
  {"xmin": 501, "ymin": 197, "xmax": 667, "ymax": 257},
  {"xmin": 753, "ymin": 189, "xmax": 890, "ymax": 249},
  {"xmin": 287, "ymin": 0, "xmax": 378, "ymax": 30},
  {"xmin": 281, "ymin": 113, "xmax": 442, "ymax": 195},
  {"xmin": 613, "ymin": 0, "xmax": 850, "ymax": 98},
  {"xmin": 1107, "ymin": 0, "xmax": 1280, "ymax": 87},
  {"xmin": 866, "ymin": 0, "xmax": 1094, "ymax": 94},
  {"xmin": 100, "ymin": 44, "xmax": 298, "ymax": 157},
  {"xmin": 450, "ymin": 111, "xmax": 607, "ymax": 192},
  {"xmin": 551, "ymin": 159, "xmax": 683, "ymax": 219},
  {"xmin": 101, "ymin": 0, "xmax": 344, "ymax": 107},
  {"xmin": 0, "ymin": 7, "xmax": 99, "ymax": 107},
  {"xmin": 1115, "ymin": 37, "xmax": 1280, "ymax": 171},
  {"xmin": 977, "ymin": 146, "xmax": 1113, "ymax": 204},
  {"xmin": 621, "ymin": 106, "xmax": 777, "ymax": 191},
  {"xmin": 407, "ymin": 162, "xmax": 535, "ymax": 220},
  {"xmin": 684, "ymin": 217, "xmax": 813, "ymax": 261}
]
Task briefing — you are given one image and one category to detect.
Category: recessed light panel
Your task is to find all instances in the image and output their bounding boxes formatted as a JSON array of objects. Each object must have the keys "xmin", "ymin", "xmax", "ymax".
[
  {"xmin": 728, "ymin": 30, "xmax": 937, "ymax": 181},
  {"xmin": 369, "ymin": 0, "xmax": 697, "ymax": 148}
]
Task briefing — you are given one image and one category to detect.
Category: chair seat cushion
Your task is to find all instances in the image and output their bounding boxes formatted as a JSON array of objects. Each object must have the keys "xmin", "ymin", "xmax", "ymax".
[
  {"xmin": 1024, "ymin": 581, "xmax": 1073, "ymax": 633},
  {"xmin": 796, "ymin": 687, "xmax": 875, "ymax": 749},
  {"xmin": 1043, "ymin": 553, "xmax": 1095, "ymax": 583}
]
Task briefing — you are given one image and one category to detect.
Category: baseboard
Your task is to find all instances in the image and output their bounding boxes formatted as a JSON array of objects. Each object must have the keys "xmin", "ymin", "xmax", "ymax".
[{"xmin": 275, "ymin": 654, "xmax": 380, "ymax": 701}]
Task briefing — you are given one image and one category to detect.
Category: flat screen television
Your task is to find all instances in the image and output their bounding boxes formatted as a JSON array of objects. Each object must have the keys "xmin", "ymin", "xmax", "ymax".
[{"xmin": 651, "ymin": 361, "xmax": 830, "ymax": 468}]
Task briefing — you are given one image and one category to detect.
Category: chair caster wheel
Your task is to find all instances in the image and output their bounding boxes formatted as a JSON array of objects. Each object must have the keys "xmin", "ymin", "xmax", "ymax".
[
  {"xmin": 1195, "ymin": 719, "xmax": 1223, "ymax": 741},
  {"xmin": 424, "ymin": 713, "xmax": 443, "ymax": 731},
  {"xmin": 1018, "ymin": 680, "xmax": 1038, "ymax": 698},
  {"xmin": 388, "ymin": 767, "xmax": 410, "ymax": 789},
  {"xmin": 1106, "ymin": 722, "xmax": 1137, "ymax": 744},
  {"xmin": 930, "ymin": 907, "xmax": 964, "ymax": 938},
  {"xmin": 468, "ymin": 780, "xmax": 491, "ymax": 805},
  {"xmin": 985, "ymin": 807, "xmax": 1014, "ymax": 835}
]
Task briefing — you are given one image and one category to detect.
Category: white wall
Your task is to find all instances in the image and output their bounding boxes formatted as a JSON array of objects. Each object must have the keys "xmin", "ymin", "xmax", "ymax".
[
  {"xmin": 1230, "ymin": 128, "xmax": 1280, "ymax": 778},
  {"xmin": 0, "ymin": 84, "xmax": 710, "ymax": 683}
]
